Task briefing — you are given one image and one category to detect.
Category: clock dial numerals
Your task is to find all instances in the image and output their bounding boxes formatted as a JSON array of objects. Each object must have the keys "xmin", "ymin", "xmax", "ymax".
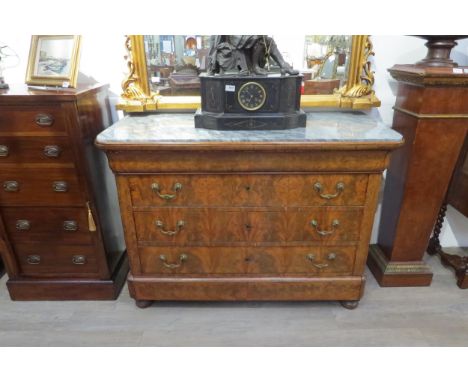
[{"xmin": 237, "ymin": 82, "xmax": 267, "ymax": 111}]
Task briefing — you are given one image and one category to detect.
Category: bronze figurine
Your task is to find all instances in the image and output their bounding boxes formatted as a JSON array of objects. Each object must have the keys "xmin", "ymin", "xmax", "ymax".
[{"xmin": 207, "ymin": 35, "xmax": 299, "ymax": 76}]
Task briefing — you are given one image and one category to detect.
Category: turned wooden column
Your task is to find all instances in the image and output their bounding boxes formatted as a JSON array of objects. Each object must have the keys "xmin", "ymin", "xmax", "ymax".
[{"xmin": 368, "ymin": 65, "xmax": 468, "ymax": 287}]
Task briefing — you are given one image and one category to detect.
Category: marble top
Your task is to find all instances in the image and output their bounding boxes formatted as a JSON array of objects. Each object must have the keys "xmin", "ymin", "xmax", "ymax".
[{"xmin": 96, "ymin": 112, "xmax": 402, "ymax": 145}]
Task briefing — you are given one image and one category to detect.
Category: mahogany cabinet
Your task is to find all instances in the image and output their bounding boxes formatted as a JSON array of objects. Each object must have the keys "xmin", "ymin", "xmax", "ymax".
[
  {"xmin": 0, "ymin": 84, "xmax": 128, "ymax": 300},
  {"xmin": 96, "ymin": 113, "xmax": 402, "ymax": 309},
  {"xmin": 369, "ymin": 65, "xmax": 468, "ymax": 287}
]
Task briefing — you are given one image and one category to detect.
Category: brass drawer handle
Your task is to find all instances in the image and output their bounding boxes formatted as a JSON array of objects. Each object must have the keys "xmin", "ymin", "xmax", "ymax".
[
  {"xmin": 159, "ymin": 254, "xmax": 188, "ymax": 269},
  {"xmin": 16, "ymin": 220, "xmax": 31, "ymax": 231},
  {"xmin": 3, "ymin": 180, "xmax": 19, "ymax": 192},
  {"xmin": 0, "ymin": 145, "xmax": 9, "ymax": 157},
  {"xmin": 72, "ymin": 255, "xmax": 87, "ymax": 265},
  {"xmin": 151, "ymin": 182, "xmax": 182, "ymax": 201},
  {"xmin": 310, "ymin": 219, "xmax": 340, "ymax": 236},
  {"xmin": 52, "ymin": 181, "xmax": 68, "ymax": 192},
  {"xmin": 44, "ymin": 145, "xmax": 62, "ymax": 158},
  {"xmin": 313, "ymin": 182, "xmax": 345, "ymax": 200},
  {"xmin": 63, "ymin": 220, "xmax": 78, "ymax": 231},
  {"xmin": 306, "ymin": 253, "xmax": 337, "ymax": 269},
  {"xmin": 35, "ymin": 113, "xmax": 54, "ymax": 127},
  {"xmin": 27, "ymin": 255, "xmax": 41, "ymax": 265},
  {"xmin": 327, "ymin": 252, "xmax": 337, "ymax": 260},
  {"xmin": 155, "ymin": 220, "xmax": 185, "ymax": 236}
]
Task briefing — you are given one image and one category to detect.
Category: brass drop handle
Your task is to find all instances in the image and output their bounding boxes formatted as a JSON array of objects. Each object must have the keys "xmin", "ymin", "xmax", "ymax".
[
  {"xmin": 151, "ymin": 182, "xmax": 182, "ymax": 201},
  {"xmin": 35, "ymin": 113, "xmax": 54, "ymax": 127},
  {"xmin": 313, "ymin": 182, "xmax": 345, "ymax": 200},
  {"xmin": 72, "ymin": 255, "xmax": 87, "ymax": 265},
  {"xmin": 44, "ymin": 145, "xmax": 62, "ymax": 158},
  {"xmin": 306, "ymin": 253, "xmax": 337, "ymax": 269},
  {"xmin": 16, "ymin": 220, "xmax": 31, "ymax": 231},
  {"xmin": 63, "ymin": 220, "xmax": 78, "ymax": 231},
  {"xmin": 3, "ymin": 180, "xmax": 19, "ymax": 192},
  {"xmin": 310, "ymin": 219, "xmax": 340, "ymax": 236},
  {"xmin": 52, "ymin": 181, "xmax": 68, "ymax": 192},
  {"xmin": 27, "ymin": 255, "xmax": 41, "ymax": 265},
  {"xmin": 0, "ymin": 145, "xmax": 9, "ymax": 157},
  {"xmin": 155, "ymin": 219, "xmax": 185, "ymax": 236},
  {"xmin": 159, "ymin": 254, "xmax": 188, "ymax": 269}
]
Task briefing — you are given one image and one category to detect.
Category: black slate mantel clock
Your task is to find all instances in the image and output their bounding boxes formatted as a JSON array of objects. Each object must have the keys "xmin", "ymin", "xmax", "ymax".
[{"xmin": 195, "ymin": 74, "xmax": 307, "ymax": 130}]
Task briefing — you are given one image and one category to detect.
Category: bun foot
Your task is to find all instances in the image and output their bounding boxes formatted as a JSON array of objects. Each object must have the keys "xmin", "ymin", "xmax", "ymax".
[
  {"xmin": 340, "ymin": 300, "xmax": 359, "ymax": 310},
  {"xmin": 135, "ymin": 299, "xmax": 153, "ymax": 309}
]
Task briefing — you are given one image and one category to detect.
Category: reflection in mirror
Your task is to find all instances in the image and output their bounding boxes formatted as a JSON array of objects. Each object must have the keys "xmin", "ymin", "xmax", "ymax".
[
  {"xmin": 144, "ymin": 35, "xmax": 211, "ymax": 96},
  {"xmin": 303, "ymin": 35, "xmax": 352, "ymax": 95},
  {"xmin": 143, "ymin": 35, "xmax": 352, "ymax": 97},
  {"xmin": 120, "ymin": 35, "xmax": 379, "ymax": 112}
]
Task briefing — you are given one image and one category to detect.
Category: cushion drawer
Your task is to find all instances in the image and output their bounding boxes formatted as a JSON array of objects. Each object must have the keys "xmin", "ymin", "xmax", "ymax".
[
  {"xmin": 0, "ymin": 168, "xmax": 83, "ymax": 206},
  {"xmin": 14, "ymin": 243, "xmax": 99, "ymax": 277},
  {"xmin": 128, "ymin": 174, "xmax": 368, "ymax": 208},
  {"xmin": 0, "ymin": 105, "xmax": 67, "ymax": 135},
  {"xmin": 2, "ymin": 207, "xmax": 93, "ymax": 245},
  {"xmin": 0, "ymin": 136, "xmax": 74, "ymax": 164},
  {"xmin": 138, "ymin": 245, "xmax": 356, "ymax": 275},
  {"xmin": 133, "ymin": 207, "xmax": 363, "ymax": 245}
]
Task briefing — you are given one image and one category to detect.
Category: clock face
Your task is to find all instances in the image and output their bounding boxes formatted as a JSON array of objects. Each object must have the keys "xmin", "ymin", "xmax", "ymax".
[{"xmin": 237, "ymin": 82, "xmax": 267, "ymax": 111}]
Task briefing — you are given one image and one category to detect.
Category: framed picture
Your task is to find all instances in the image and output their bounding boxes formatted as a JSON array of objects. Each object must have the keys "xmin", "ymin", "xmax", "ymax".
[{"xmin": 25, "ymin": 35, "xmax": 81, "ymax": 88}]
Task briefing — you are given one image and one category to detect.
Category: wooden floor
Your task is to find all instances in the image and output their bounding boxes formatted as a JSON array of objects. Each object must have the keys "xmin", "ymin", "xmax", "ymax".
[{"xmin": 0, "ymin": 252, "xmax": 467, "ymax": 346}]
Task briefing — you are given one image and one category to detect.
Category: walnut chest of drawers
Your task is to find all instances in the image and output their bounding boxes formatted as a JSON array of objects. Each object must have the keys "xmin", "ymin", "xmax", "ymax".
[
  {"xmin": 0, "ymin": 84, "xmax": 128, "ymax": 300},
  {"xmin": 96, "ymin": 113, "xmax": 402, "ymax": 308}
]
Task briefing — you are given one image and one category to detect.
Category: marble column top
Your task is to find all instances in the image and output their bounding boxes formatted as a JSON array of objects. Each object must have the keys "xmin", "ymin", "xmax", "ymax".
[{"xmin": 96, "ymin": 111, "xmax": 402, "ymax": 145}]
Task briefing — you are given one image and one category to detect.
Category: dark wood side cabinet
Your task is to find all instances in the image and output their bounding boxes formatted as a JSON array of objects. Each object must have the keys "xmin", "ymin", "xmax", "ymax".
[
  {"xmin": 96, "ymin": 113, "xmax": 402, "ymax": 308},
  {"xmin": 0, "ymin": 84, "xmax": 128, "ymax": 300},
  {"xmin": 427, "ymin": 135, "xmax": 468, "ymax": 288},
  {"xmin": 368, "ymin": 65, "xmax": 468, "ymax": 287}
]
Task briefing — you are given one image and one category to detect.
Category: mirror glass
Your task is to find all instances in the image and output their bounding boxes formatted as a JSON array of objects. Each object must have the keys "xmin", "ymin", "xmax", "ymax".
[{"xmin": 143, "ymin": 35, "xmax": 352, "ymax": 97}]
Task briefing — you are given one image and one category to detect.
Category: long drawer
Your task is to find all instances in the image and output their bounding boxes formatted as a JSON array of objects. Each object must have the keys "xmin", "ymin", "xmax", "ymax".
[
  {"xmin": 0, "ymin": 136, "xmax": 74, "ymax": 164},
  {"xmin": 138, "ymin": 246, "xmax": 356, "ymax": 275},
  {"xmin": 0, "ymin": 105, "xmax": 67, "ymax": 135},
  {"xmin": 128, "ymin": 174, "xmax": 368, "ymax": 207},
  {"xmin": 133, "ymin": 207, "xmax": 363, "ymax": 245},
  {"xmin": 0, "ymin": 167, "xmax": 83, "ymax": 206},
  {"xmin": 2, "ymin": 207, "xmax": 93, "ymax": 245},
  {"xmin": 14, "ymin": 243, "xmax": 99, "ymax": 277}
]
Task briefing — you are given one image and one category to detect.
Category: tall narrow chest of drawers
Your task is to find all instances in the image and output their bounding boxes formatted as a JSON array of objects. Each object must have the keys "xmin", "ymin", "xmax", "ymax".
[
  {"xmin": 96, "ymin": 112, "xmax": 402, "ymax": 309},
  {"xmin": 0, "ymin": 84, "xmax": 127, "ymax": 300}
]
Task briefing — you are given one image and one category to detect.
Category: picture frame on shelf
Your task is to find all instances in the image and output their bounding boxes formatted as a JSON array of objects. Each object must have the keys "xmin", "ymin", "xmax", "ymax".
[{"xmin": 25, "ymin": 35, "xmax": 81, "ymax": 88}]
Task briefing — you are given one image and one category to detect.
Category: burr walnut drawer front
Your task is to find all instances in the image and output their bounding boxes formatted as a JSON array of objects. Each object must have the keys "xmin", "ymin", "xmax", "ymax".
[
  {"xmin": 0, "ymin": 168, "xmax": 83, "ymax": 206},
  {"xmin": 0, "ymin": 105, "xmax": 67, "ymax": 134},
  {"xmin": 133, "ymin": 207, "xmax": 363, "ymax": 245},
  {"xmin": 0, "ymin": 136, "xmax": 74, "ymax": 164},
  {"xmin": 128, "ymin": 174, "xmax": 368, "ymax": 208},
  {"xmin": 2, "ymin": 207, "xmax": 93, "ymax": 245},
  {"xmin": 138, "ymin": 246, "xmax": 356, "ymax": 275},
  {"xmin": 14, "ymin": 243, "xmax": 99, "ymax": 277}
]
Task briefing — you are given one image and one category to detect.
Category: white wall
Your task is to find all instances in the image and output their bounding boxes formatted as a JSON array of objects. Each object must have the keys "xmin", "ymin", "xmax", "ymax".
[{"xmin": 1, "ymin": 34, "xmax": 468, "ymax": 247}]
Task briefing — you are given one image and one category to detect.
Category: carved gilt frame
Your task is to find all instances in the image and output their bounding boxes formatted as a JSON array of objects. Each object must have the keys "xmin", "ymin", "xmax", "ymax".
[{"xmin": 118, "ymin": 35, "xmax": 380, "ymax": 112}]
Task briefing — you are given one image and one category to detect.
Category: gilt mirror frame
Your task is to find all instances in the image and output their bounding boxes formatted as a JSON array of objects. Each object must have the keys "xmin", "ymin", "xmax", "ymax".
[{"xmin": 117, "ymin": 35, "xmax": 380, "ymax": 112}]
